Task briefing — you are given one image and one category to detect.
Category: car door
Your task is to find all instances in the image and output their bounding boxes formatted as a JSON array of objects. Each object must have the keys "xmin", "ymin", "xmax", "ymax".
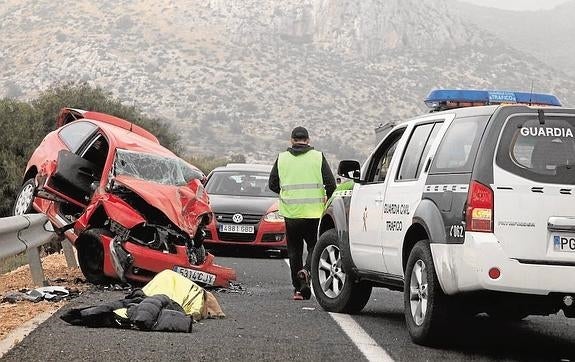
[
  {"xmin": 381, "ymin": 117, "xmax": 449, "ymax": 276},
  {"xmin": 41, "ymin": 128, "xmax": 108, "ymax": 209},
  {"xmin": 349, "ymin": 128, "xmax": 406, "ymax": 272},
  {"xmin": 43, "ymin": 149, "xmax": 100, "ymax": 207}
]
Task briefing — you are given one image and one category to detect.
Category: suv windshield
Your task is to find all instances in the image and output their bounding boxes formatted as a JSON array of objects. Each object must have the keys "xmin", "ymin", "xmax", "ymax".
[
  {"xmin": 206, "ymin": 171, "xmax": 276, "ymax": 197},
  {"xmin": 114, "ymin": 149, "xmax": 202, "ymax": 186},
  {"xmin": 497, "ymin": 115, "xmax": 575, "ymax": 184}
]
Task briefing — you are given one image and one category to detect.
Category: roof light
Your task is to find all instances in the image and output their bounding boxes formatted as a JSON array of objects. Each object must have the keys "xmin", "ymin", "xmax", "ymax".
[{"xmin": 425, "ymin": 89, "xmax": 561, "ymax": 112}]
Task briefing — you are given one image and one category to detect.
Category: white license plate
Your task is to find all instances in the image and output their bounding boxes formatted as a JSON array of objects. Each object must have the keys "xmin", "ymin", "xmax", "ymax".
[
  {"xmin": 219, "ymin": 224, "xmax": 254, "ymax": 233},
  {"xmin": 173, "ymin": 266, "xmax": 216, "ymax": 285},
  {"xmin": 552, "ymin": 234, "xmax": 575, "ymax": 252}
]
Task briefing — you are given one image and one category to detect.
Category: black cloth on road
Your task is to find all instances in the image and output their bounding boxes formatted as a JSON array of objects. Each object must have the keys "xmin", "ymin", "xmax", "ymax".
[{"xmin": 60, "ymin": 290, "xmax": 193, "ymax": 333}]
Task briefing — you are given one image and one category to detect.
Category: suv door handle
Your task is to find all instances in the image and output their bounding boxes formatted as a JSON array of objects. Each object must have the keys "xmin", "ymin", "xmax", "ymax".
[
  {"xmin": 548, "ymin": 217, "xmax": 575, "ymax": 232},
  {"xmin": 374, "ymin": 197, "xmax": 384, "ymax": 203}
]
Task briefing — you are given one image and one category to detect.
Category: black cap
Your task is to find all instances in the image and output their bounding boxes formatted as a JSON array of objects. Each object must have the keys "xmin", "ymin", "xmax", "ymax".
[{"xmin": 291, "ymin": 126, "xmax": 309, "ymax": 139}]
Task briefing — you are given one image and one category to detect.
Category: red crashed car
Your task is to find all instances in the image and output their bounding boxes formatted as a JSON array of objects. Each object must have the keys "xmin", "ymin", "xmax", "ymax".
[
  {"xmin": 12, "ymin": 108, "xmax": 235, "ymax": 287},
  {"xmin": 203, "ymin": 164, "xmax": 287, "ymax": 256}
]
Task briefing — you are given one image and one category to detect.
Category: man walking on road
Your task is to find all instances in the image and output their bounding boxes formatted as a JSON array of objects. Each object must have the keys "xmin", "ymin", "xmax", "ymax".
[{"xmin": 268, "ymin": 126, "xmax": 336, "ymax": 300}]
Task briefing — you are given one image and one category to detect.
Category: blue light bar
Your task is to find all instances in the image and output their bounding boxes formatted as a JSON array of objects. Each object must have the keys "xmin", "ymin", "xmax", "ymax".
[{"xmin": 425, "ymin": 89, "xmax": 561, "ymax": 110}]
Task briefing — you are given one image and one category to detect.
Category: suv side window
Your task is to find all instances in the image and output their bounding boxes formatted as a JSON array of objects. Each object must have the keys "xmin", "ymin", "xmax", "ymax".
[
  {"xmin": 430, "ymin": 116, "xmax": 488, "ymax": 174},
  {"xmin": 396, "ymin": 122, "xmax": 442, "ymax": 181},
  {"xmin": 58, "ymin": 121, "xmax": 98, "ymax": 153},
  {"xmin": 366, "ymin": 128, "xmax": 405, "ymax": 182}
]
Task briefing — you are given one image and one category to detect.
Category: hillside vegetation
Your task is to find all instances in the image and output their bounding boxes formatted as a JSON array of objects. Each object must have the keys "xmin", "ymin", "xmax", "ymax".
[{"xmin": 1, "ymin": 0, "xmax": 575, "ymax": 164}]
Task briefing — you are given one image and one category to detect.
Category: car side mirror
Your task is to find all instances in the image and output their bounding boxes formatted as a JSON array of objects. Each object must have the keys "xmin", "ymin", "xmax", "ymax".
[{"xmin": 338, "ymin": 160, "xmax": 362, "ymax": 182}]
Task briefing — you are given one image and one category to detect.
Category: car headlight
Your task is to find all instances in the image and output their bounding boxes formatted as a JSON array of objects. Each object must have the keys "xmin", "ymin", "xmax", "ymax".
[{"xmin": 263, "ymin": 211, "xmax": 284, "ymax": 222}]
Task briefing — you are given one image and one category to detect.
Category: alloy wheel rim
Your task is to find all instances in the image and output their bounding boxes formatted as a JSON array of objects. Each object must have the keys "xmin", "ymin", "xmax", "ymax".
[
  {"xmin": 318, "ymin": 244, "xmax": 346, "ymax": 298},
  {"xmin": 409, "ymin": 259, "xmax": 428, "ymax": 326},
  {"xmin": 14, "ymin": 184, "xmax": 35, "ymax": 215}
]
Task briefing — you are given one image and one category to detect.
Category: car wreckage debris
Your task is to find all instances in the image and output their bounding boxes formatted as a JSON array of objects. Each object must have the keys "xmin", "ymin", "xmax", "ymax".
[{"xmin": 1, "ymin": 286, "xmax": 79, "ymax": 303}]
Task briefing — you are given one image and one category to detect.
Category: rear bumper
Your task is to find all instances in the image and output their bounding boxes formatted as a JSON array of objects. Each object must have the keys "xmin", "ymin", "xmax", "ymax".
[
  {"xmin": 204, "ymin": 221, "xmax": 286, "ymax": 250},
  {"xmin": 432, "ymin": 232, "xmax": 575, "ymax": 296}
]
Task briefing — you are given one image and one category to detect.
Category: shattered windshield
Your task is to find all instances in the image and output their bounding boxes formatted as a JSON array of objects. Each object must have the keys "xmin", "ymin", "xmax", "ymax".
[{"xmin": 114, "ymin": 149, "xmax": 203, "ymax": 186}]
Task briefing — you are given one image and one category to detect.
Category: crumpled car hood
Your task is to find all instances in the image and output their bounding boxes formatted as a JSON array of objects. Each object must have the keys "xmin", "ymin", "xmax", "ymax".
[{"xmin": 114, "ymin": 175, "xmax": 209, "ymax": 235}]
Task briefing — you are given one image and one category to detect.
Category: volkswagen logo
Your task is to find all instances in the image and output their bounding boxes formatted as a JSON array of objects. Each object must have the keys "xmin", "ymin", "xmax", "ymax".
[{"xmin": 232, "ymin": 213, "xmax": 243, "ymax": 224}]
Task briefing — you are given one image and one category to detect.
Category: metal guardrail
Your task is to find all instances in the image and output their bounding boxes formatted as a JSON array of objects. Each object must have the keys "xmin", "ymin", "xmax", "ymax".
[{"xmin": 0, "ymin": 214, "xmax": 78, "ymax": 286}]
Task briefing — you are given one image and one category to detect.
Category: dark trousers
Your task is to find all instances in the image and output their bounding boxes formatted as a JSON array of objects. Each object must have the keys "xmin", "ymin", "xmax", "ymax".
[{"xmin": 284, "ymin": 217, "xmax": 319, "ymax": 290}]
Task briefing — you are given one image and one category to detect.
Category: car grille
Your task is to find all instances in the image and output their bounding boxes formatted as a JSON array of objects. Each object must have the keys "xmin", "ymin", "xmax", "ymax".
[
  {"xmin": 214, "ymin": 212, "xmax": 262, "ymax": 224},
  {"xmin": 216, "ymin": 231, "xmax": 256, "ymax": 242},
  {"xmin": 212, "ymin": 212, "xmax": 262, "ymax": 242}
]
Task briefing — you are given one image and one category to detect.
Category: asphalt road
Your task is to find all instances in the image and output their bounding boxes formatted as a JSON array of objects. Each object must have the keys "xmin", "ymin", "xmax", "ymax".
[{"xmin": 3, "ymin": 253, "xmax": 575, "ymax": 361}]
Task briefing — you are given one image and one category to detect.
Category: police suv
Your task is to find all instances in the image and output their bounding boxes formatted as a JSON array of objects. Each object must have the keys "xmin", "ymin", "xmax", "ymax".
[{"xmin": 311, "ymin": 89, "xmax": 575, "ymax": 345}]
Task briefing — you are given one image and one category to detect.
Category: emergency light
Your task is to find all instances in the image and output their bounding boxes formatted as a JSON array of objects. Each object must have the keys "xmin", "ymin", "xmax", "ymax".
[{"xmin": 425, "ymin": 89, "xmax": 561, "ymax": 112}]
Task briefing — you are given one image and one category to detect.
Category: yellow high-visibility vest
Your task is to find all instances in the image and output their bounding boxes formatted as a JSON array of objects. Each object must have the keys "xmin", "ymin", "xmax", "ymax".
[{"xmin": 278, "ymin": 149, "xmax": 325, "ymax": 218}]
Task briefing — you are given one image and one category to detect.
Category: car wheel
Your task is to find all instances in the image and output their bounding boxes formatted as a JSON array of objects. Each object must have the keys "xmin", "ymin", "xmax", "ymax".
[
  {"xmin": 311, "ymin": 229, "xmax": 372, "ymax": 314},
  {"xmin": 77, "ymin": 228, "xmax": 110, "ymax": 284},
  {"xmin": 404, "ymin": 240, "xmax": 452, "ymax": 345},
  {"xmin": 12, "ymin": 179, "xmax": 37, "ymax": 216}
]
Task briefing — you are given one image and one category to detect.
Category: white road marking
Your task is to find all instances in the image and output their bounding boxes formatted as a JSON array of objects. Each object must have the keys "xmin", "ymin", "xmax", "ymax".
[
  {"xmin": 0, "ymin": 310, "xmax": 56, "ymax": 358},
  {"xmin": 329, "ymin": 312, "xmax": 394, "ymax": 362},
  {"xmin": 284, "ymin": 259, "xmax": 394, "ymax": 362}
]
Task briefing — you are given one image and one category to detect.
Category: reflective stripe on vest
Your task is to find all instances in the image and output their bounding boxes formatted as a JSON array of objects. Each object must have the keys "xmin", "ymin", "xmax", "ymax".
[{"xmin": 278, "ymin": 149, "xmax": 325, "ymax": 218}]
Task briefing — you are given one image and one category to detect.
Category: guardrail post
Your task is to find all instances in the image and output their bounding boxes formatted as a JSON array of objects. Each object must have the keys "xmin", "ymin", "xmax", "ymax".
[
  {"xmin": 61, "ymin": 239, "xmax": 78, "ymax": 268},
  {"xmin": 26, "ymin": 246, "xmax": 47, "ymax": 286}
]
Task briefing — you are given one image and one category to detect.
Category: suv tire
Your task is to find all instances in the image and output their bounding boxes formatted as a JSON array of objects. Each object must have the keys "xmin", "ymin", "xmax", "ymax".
[
  {"xmin": 404, "ymin": 240, "xmax": 451, "ymax": 345},
  {"xmin": 77, "ymin": 228, "xmax": 110, "ymax": 284},
  {"xmin": 311, "ymin": 229, "xmax": 372, "ymax": 314}
]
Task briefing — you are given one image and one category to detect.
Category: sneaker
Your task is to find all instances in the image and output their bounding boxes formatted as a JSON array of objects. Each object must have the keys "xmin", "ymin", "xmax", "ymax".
[
  {"xmin": 293, "ymin": 291, "xmax": 304, "ymax": 300},
  {"xmin": 297, "ymin": 269, "xmax": 311, "ymax": 300}
]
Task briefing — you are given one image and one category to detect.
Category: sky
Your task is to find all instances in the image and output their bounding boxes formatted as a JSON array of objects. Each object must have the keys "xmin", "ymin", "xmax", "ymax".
[{"xmin": 457, "ymin": 0, "xmax": 571, "ymax": 11}]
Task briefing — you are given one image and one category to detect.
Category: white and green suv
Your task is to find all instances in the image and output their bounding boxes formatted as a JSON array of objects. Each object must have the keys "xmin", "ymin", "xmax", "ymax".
[{"xmin": 311, "ymin": 90, "xmax": 575, "ymax": 345}]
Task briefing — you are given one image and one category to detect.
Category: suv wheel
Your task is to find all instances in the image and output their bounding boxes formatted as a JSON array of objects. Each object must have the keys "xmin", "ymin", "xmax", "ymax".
[
  {"xmin": 78, "ymin": 228, "xmax": 110, "ymax": 284},
  {"xmin": 311, "ymin": 229, "xmax": 372, "ymax": 314},
  {"xmin": 404, "ymin": 240, "xmax": 450, "ymax": 345},
  {"xmin": 13, "ymin": 179, "xmax": 37, "ymax": 215}
]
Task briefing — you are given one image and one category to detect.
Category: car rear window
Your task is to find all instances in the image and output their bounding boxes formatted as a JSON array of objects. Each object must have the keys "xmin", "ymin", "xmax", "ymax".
[
  {"xmin": 496, "ymin": 115, "xmax": 575, "ymax": 184},
  {"xmin": 430, "ymin": 116, "xmax": 489, "ymax": 174}
]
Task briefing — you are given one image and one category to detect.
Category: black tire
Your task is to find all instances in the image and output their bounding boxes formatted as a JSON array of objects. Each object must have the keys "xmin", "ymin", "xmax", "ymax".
[
  {"xmin": 311, "ymin": 229, "xmax": 372, "ymax": 314},
  {"xmin": 404, "ymin": 240, "xmax": 451, "ymax": 346},
  {"xmin": 12, "ymin": 179, "xmax": 37, "ymax": 216},
  {"xmin": 77, "ymin": 228, "xmax": 111, "ymax": 284}
]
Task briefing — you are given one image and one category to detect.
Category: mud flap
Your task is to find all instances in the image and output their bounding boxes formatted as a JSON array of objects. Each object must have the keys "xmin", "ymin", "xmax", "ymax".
[{"xmin": 109, "ymin": 237, "xmax": 133, "ymax": 282}]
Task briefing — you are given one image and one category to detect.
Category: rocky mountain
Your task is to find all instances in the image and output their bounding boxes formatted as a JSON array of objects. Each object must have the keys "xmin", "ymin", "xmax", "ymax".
[
  {"xmin": 454, "ymin": 0, "xmax": 575, "ymax": 77},
  {"xmin": 2, "ymin": 0, "xmax": 575, "ymax": 165}
]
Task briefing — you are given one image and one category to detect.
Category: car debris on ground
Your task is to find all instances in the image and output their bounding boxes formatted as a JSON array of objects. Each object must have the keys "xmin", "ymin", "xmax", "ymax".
[{"xmin": 1, "ymin": 286, "xmax": 80, "ymax": 303}]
